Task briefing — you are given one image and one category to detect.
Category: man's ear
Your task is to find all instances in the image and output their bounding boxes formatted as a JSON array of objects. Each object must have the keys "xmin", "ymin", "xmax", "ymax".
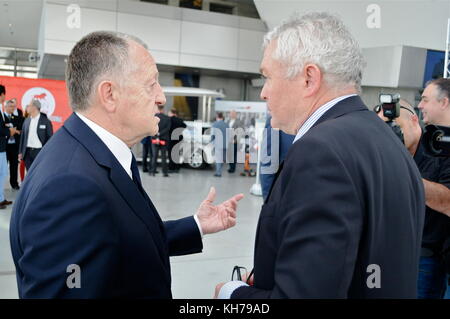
[
  {"xmin": 303, "ymin": 64, "xmax": 322, "ymax": 97},
  {"xmin": 97, "ymin": 80, "xmax": 120, "ymax": 113},
  {"xmin": 441, "ymin": 97, "xmax": 449, "ymax": 110}
]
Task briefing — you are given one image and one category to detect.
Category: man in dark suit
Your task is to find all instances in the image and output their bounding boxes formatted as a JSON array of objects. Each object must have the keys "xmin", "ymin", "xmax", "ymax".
[
  {"xmin": 9, "ymin": 31, "xmax": 243, "ymax": 298},
  {"xmin": 226, "ymin": 110, "xmax": 244, "ymax": 173},
  {"xmin": 215, "ymin": 12, "xmax": 425, "ymax": 299},
  {"xmin": 168, "ymin": 108, "xmax": 186, "ymax": 172},
  {"xmin": 151, "ymin": 105, "xmax": 171, "ymax": 177},
  {"xmin": 0, "ymin": 85, "xmax": 16, "ymax": 209},
  {"xmin": 4, "ymin": 99, "xmax": 24, "ymax": 189},
  {"xmin": 19, "ymin": 99, "xmax": 53, "ymax": 170}
]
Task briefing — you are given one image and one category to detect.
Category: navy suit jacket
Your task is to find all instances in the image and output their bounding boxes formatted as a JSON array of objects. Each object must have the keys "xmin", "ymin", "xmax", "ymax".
[
  {"xmin": 233, "ymin": 96, "xmax": 425, "ymax": 298},
  {"xmin": 10, "ymin": 113, "xmax": 203, "ymax": 298}
]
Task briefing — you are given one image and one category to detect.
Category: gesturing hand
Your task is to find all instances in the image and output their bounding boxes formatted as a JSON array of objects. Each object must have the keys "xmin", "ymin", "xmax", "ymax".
[{"xmin": 196, "ymin": 187, "xmax": 244, "ymax": 235}]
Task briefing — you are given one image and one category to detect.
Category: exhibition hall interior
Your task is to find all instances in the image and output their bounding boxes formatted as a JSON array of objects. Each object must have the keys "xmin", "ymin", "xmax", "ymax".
[{"xmin": 0, "ymin": 0, "xmax": 449, "ymax": 299}]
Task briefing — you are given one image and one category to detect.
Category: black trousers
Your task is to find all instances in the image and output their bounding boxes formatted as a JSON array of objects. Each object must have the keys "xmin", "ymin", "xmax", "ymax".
[
  {"xmin": 168, "ymin": 140, "xmax": 182, "ymax": 171},
  {"xmin": 6, "ymin": 143, "xmax": 19, "ymax": 187},
  {"xmin": 151, "ymin": 144, "xmax": 168, "ymax": 175},
  {"xmin": 228, "ymin": 143, "xmax": 238, "ymax": 172},
  {"xmin": 24, "ymin": 148, "xmax": 42, "ymax": 171},
  {"xmin": 142, "ymin": 142, "xmax": 153, "ymax": 171}
]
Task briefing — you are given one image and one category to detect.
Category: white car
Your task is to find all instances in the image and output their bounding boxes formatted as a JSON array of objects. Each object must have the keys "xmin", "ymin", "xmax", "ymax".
[{"xmin": 176, "ymin": 121, "xmax": 214, "ymax": 169}]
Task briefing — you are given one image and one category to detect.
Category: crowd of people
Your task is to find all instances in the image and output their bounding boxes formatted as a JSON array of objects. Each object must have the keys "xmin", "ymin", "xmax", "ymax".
[{"xmin": 0, "ymin": 85, "xmax": 53, "ymax": 209}]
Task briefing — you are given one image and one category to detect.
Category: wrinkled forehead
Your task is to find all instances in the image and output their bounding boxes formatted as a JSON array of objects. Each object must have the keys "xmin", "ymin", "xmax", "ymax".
[{"xmin": 128, "ymin": 41, "xmax": 158, "ymax": 80}]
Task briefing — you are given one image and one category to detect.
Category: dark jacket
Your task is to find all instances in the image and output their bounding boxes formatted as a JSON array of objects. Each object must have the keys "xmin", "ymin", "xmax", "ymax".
[
  {"xmin": 232, "ymin": 96, "xmax": 425, "ymax": 299},
  {"xmin": 19, "ymin": 112, "xmax": 53, "ymax": 157},
  {"xmin": 155, "ymin": 113, "xmax": 171, "ymax": 142},
  {"xmin": 0, "ymin": 113, "xmax": 12, "ymax": 153},
  {"xmin": 169, "ymin": 116, "xmax": 187, "ymax": 143},
  {"xmin": 10, "ymin": 113, "xmax": 203, "ymax": 298},
  {"xmin": 4, "ymin": 111, "xmax": 24, "ymax": 145}
]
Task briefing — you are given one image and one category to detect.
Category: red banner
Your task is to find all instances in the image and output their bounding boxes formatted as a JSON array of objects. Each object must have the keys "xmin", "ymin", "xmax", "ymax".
[{"xmin": 0, "ymin": 75, "xmax": 72, "ymax": 131}]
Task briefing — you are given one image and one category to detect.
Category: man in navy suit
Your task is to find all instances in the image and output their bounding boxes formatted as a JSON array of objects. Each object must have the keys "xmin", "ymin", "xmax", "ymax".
[
  {"xmin": 215, "ymin": 12, "xmax": 425, "ymax": 298},
  {"xmin": 9, "ymin": 31, "xmax": 243, "ymax": 298}
]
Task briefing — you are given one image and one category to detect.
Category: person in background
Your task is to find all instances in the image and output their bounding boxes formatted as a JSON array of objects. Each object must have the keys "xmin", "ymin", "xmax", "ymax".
[
  {"xmin": 260, "ymin": 114, "xmax": 294, "ymax": 201},
  {"xmin": 168, "ymin": 108, "xmax": 186, "ymax": 173},
  {"xmin": 4, "ymin": 99, "xmax": 24, "ymax": 190},
  {"xmin": 0, "ymin": 85, "xmax": 17, "ymax": 209},
  {"xmin": 226, "ymin": 110, "xmax": 244, "ymax": 173},
  {"xmin": 19, "ymin": 99, "xmax": 53, "ymax": 171},
  {"xmin": 211, "ymin": 112, "xmax": 228, "ymax": 177},
  {"xmin": 151, "ymin": 105, "xmax": 171, "ymax": 177},
  {"xmin": 141, "ymin": 135, "xmax": 153, "ymax": 173}
]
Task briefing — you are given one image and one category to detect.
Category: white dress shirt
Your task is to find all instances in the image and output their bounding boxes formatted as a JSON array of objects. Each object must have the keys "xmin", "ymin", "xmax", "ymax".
[
  {"xmin": 27, "ymin": 113, "xmax": 43, "ymax": 149},
  {"xmin": 76, "ymin": 113, "xmax": 204, "ymax": 236},
  {"xmin": 77, "ymin": 113, "xmax": 132, "ymax": 178}
]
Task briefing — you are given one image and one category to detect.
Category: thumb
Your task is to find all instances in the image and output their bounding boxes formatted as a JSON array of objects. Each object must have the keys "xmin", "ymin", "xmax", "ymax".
[{"xmin": 205, "ymin": 186, "xmax": 216, "ymax": 203}]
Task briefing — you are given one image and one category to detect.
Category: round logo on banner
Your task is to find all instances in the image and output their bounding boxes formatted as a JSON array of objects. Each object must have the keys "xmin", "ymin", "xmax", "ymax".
[{"xmin": 21, "ymin": 87, "xmax": 56, "ymax": 117}]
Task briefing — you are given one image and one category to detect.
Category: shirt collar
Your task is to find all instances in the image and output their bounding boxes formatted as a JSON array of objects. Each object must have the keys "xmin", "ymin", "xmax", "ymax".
[
  {"xmin": 76, "ymin": 112, "xmax": 133, "ymax": 178},
  {"xmin": 293, "ymin": 94, "xmax": 357, "ymax": 143}
]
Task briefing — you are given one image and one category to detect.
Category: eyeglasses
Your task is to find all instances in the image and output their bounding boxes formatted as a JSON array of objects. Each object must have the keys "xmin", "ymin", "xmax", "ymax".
[{"xmin": 231, "ymin": 266, "xmax": 254, "ymax": 284}]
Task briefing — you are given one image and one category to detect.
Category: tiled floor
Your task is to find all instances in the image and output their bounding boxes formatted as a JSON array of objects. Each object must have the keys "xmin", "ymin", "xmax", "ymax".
[{"xmin": 0, "ymin": 164, "xmax": 263, "ymax": 299}]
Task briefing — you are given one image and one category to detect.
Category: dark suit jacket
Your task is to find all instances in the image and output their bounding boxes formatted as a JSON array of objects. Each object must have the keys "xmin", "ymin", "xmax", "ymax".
[
  {"xmin": 9, "ymin": 113, "xmax": 203, "ymax": 298},
  {"xmin": 232, "ymin": 96, "xmax": 425, "ymax": 299},
  {"xmin": 19, "ymin": 113, "xmax": 53, "ymax": 157},
  {"xmin": 0, "ymin": 113, "xmax": 12, "ymax": 152},
  {"xmin": 4, "ymin": 112, "xmax": 24, "ymax": 145},
  {"xmin": 155, "ymin": 113, "xmax": 171, "ymax": 142}
]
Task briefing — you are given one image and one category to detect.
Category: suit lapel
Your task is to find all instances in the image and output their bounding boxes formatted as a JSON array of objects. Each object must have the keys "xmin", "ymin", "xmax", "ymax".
[
  {"xmin": 63, "ymin": 113, "xmax": 169, "ymax": 264},
  {"xmin": 108, "ymin": 166, "xmax": 169, "ymax": 264}
]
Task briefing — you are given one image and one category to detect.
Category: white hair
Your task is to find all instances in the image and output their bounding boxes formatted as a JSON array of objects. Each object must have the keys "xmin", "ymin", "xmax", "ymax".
[{"xmin": 263, "ymin": 12, "xmax": 366, "ymax": 92}]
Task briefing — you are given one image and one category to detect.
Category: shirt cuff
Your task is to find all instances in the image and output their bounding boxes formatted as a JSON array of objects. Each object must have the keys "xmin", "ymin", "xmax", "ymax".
[
  {"xmin": 193, "ymin": 215, "xmax": 204, "ymax": 238},
  {"xmin": 218, "ymin": 281, "xmax": 249, "ymax": 299}
]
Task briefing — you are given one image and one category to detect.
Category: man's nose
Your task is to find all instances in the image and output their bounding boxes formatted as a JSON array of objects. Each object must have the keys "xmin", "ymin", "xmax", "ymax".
[{"xmin": 156, "ymin": 83, "xmax": 166, "ymax": 106}]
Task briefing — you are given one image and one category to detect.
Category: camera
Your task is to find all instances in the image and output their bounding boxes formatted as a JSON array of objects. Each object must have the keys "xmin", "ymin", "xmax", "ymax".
[
  {"xmin": 423, "ymin": 125, "xmax": 450, "ymax": 157},
  {"xmin": 376, "ymin": 93, "xmax": 404, "ymax": 144}
]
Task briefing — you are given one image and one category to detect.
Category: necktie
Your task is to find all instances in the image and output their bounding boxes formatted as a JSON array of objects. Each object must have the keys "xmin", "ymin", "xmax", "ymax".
[{"xmin": 130, "ymin": 154, "xmax": 143, "ymax": 191}]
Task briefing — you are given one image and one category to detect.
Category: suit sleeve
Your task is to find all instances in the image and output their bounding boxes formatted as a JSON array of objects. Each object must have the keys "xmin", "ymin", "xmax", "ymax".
[
  {"xmin": 15, "ymin": 174, "xmax": 120, "ymax": 298},
  {"xmin": 0, "ymin": 117, "xmax": 11, "ymax": 138},
  {"xmin": 46, "ymin": 118, "xmax": 53, "ymax": 140},
  {"xmin": 19, "ymin": 120, "xmax": 26, "ymax": 155},
  {"xmin": 232, "ymin": 134, "xmax": 364, "ymax": 298},
  {"xmin": 164, "ymin": 216, "xmax": 203, "ymax": 256}
]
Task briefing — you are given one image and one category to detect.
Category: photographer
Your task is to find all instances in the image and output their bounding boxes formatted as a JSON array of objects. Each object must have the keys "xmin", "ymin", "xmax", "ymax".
[{"xmin": 376, "ymin": 96, "xmax": 450, "ymax": 299}]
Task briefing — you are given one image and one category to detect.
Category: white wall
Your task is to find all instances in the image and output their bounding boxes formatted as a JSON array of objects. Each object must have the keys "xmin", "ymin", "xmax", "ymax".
[
  {"xmin": 38, "ymin": 0, "xmax": 267, "ymax": 77},
  {"xmin": 254, "ymin": 0, "xmax": 450, "ymax": 51}
]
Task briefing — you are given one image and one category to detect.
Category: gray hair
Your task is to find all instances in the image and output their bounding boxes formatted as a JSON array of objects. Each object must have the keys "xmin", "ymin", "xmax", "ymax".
[
  {"xmin": 65, "ymin": 31, "xmax": 148, "ymax": 112},
  {"xmin": 30, "ymin": 98, "xmax": 41, "ymax": 110},
  {"xmin": 263, "ymin": 12, "xmax": 366, "ymax": 92}
]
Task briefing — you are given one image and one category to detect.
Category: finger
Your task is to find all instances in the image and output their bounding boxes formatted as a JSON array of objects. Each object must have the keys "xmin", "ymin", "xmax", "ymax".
[
  {"xmin": 233, "ymin": 193, "xmax": 244, "ymax": 202},
  {"xmin": 228, "ymin": 208, "xmax": 236, "ymax": 219},
  {"xmin": 224, "ymin": 205, "xmax": 235, "ymax": 218},
  {"xmin": 205, "ymin": 186, "xmax": 216, "ymax": 203},
  {"xmin": 227, "ymin": 216, "xmax": 236, "ymax": 228}
]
